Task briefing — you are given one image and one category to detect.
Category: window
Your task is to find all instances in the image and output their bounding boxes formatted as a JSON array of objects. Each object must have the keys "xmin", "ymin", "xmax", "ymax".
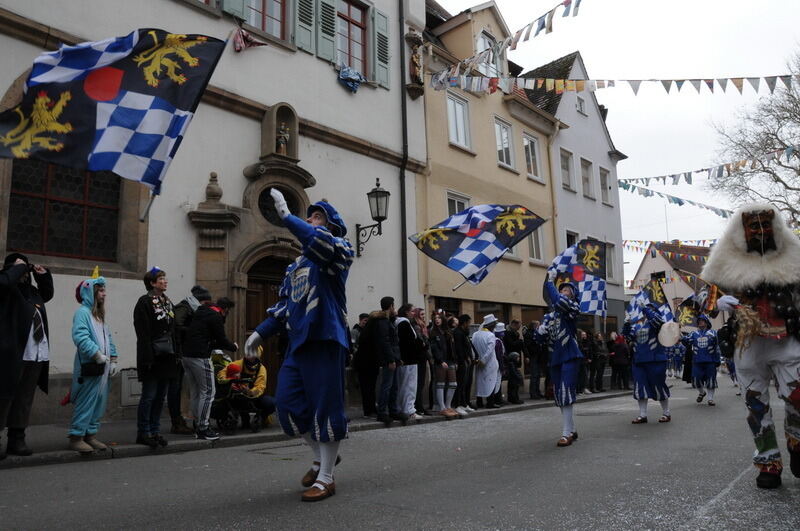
[
  {"xmin": 599, "ymin": 167, "xmax": 611, "ymax": 204},
  {"xmin": 651, "ymin": 271, "xmax": 666, "ymax": 281},
  {"xmin": 447, "ymin": 191, "xmax": 470, "ymax": 216},
  {"xmin": 606, "ymin": 242, "xmax": 616, "ymax": 280},
  {"xmin": 7, "ymin": 160, "xmax": 120, "ymax": 261},
  {"xmin": 476, "ymin": 32, "xmax": 499, "ymax": 76},
  {"xmin": 566, "ymin": 230, "xmax": 579, "ymax": 248},
  {"xmin": 523, "ymin": 134, "xmax": 541, "ymax": 180},
  {"xmin": 528, "ymin": 226, "xmax": 544, "ymax": 261},
  {"xmin": 581, "ymin": 158, "xmax": 594, "ymax": 199},
  {"xmin": 495, "ymin": 119, "xmax": 513, "ymax": 167},
  {"xmin": 247, "ymin": 0, "xmax": 286, "ymax": 39},
  {"xmin": 337, "ymin": 0, "xmax": 367, "ymax": 74},
  {"xmin": 560, "ymin": 149, "xmax": 574, "ymax": 190},
  {"xmin": 446, "ymin": 93, "xmax": 470, "ymax": 148},
  {"xmin": 576, "ymin": 96, "xmax": 587, "ymax": 115}
]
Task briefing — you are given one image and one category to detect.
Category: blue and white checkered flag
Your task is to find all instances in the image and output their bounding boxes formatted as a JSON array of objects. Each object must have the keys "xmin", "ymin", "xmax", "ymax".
[
  {"xmin": 626, "ymin": 279, "xmax": 674, "ymax": 323},
  {"xmin": 546, "ymin": 239, "xmax": 607, "ymax": 316}
]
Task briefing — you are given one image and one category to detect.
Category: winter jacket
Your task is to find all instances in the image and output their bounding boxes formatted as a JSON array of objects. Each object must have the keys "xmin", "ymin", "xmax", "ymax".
[
  {"xmin": 429, "ymin": 327, "xmax": 456, "ymax": 365},
  {"xmin": 397, "ymin": 318, "xmax": 422, "ymax": 365},
  {"xmin": 182, "ymin": 304, "xmax": 237, "ymax": 358},
  {"xmin": 134, "ymin": 290, "xmax": 179, "ymax": 381},
  {"xmin": 452, "ymin": 326, "xmax": 472, "ymax": 364},
  {"xmin": 173, "ymin": 296, "xmax": 200, "ymax": 354},
  {"xmin": 0, "ymin": 264, "xmax": 52, "ymax": 399},
  {"xmin": 503, "ymin": 328, "xmax": 525, "ymax": 355},
  {"xmin": 372, "ymin": 311, "xmax": 400, "ymax": 366},
  {"xmin": 353, "ymin": 315, "xmax": 380, "ymax": 370},
  {"xmin": 610, "ymin": 340, "xmax": 631, "ymax": 366}
]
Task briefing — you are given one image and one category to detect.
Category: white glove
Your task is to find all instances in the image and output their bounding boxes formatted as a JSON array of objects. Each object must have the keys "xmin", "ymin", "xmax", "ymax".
[
  {"xmin": 93, "ymin": 351, "xmax": 109, "ymax": 364},
  {"xmin": 109, "ymin": 361, "xmax": 119, "ymax": 377},
  {"xmin": 270, "ymin": 188, "xmax": 290, "ymax": 219},
  {"xmin": 547, "ymin": 269, "xmax": 557, "ymax": 281},
  {"xmin": 244, "ymin": 332, "xmax": 263, "ymax": 359},
  {"xmin": 716, "ymin": 295, "xmax": 740, "ymax": 312}
]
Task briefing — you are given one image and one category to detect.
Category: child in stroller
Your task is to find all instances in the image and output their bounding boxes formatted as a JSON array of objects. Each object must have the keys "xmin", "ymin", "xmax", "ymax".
[{"xmin": 211, "ymin": 351, "xmax": 276, "ymax": 435}]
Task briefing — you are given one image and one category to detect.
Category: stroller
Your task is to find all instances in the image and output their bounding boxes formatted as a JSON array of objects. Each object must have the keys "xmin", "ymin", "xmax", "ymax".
[{"xmin": 210, "ymin": 352, "xmax": 266, "ymax": 435}]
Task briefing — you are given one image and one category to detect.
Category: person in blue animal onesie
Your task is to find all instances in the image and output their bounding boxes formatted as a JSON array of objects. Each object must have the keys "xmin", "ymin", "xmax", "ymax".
[
  {"xmin": 68, "ymin": 277, "xmax": 118, "ymax": 454},
  {"xmin": 537, "ymin": 273, "xmax": 583, "ymax": 447},
  {"xmin": 684, "ymin": 314, "xmax": 721, "ymax": 405},
  {"xmin": 623, "ymin": 304, "xmax": 671, "ymax": 424},
  {"xmin": 245, "ymin": 189, "xmax": 354, "ymax": 503}
]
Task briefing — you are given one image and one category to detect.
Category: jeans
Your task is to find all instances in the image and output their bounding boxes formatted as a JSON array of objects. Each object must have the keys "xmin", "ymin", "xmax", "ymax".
[
  {"xmin": 137, "ymin": 377, "xmax": 169, "ymax": 435},
  {"xmin": 529, "ymin": 360, "xmax": 542, "ymax": 397},
  {"xmin": 167, "ymin": 362, "xmax": 184, "ymax": 420},
  {"xmin": 376, "ymin": 365, "xmax": 399, "ymax": 416},
  {"xmin": 454, "ymin": 362, "xmax": 468, "ymax": 408},
  {"xmin": 356, "ymin": 364, "xmax": 379, "ymax": 416},
  {"xmin": 590, "ymin": 359, "xmax": 607, "ymax": 390}
]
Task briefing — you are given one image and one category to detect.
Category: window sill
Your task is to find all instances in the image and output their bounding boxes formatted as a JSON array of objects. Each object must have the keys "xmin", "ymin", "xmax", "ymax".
[
  {"xmin": 583, "ymin": 194, "xmax": 596, "ymax": 201},
  {"xmin": 238, "ymin": 23, "xmax": 297, "ymax": 53},
  {"xmin": 18, "ymin": 254, "xmax": 142, "ymax": 280},
  {"xmin": 449, "ymin": 142, "xmax": 477, "ymax": 156},
  {"xmin": 577, "ymin": 110, "xmax": 589, "ymax": 117},
  {"xmin": 498, "ymin": 162, "xmax": 519, "ymax": 175},
  {"xmin": 502, "ymin": 254, "xmax": 523, "ymax": 263},
  {"xmin": 528, "ymin": 257, "xmax": 547, "ymax": 267},
  {"xmin": 172, "ymin": 0, "xmax": 223, "ymax": 17},
  {"xmin": 602, "ymin": 201, "xmax": 614, "ymax": 208},
  {"xmin": 607, "ymin": 279, "xmax": 620, "ymax": 286},
  {"xmin": 527, "ymin": 175, "xmax": 546, "ymax": 185},
  {"xmin": 563, "ymin": 185, "xmax": 577, "ymax": 193}
]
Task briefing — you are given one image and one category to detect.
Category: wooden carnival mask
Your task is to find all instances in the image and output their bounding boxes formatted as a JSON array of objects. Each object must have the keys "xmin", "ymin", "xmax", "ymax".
[{"xmin": 741, "ymin": 209, "xmax": 776, "ymax": 255}]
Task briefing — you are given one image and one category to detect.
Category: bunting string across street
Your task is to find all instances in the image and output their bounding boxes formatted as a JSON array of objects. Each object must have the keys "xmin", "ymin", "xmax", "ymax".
[{"xmin": 617, "ymin": 182, "xmax": 733, "ymax": 218}]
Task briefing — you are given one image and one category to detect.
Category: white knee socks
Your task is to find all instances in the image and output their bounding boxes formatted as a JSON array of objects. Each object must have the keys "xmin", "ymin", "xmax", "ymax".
[
  {"xmin": 638, "ymin": 399, "xmax": 648, "ymax": 418},
  {"xmin": 561, "ymin": 405, "xmax": 574, "ymax": 437},
  {"xmin": 707, "ymin": 389, "xmax": 715, "ymax": 400},
  {"xmin": 302, "ymin": 432, "xmax": 321, "ymax": 471},
  {"xmin": 436, "ymin": 384, "xmax": 446, "ymax": 411},
  {"xmin": 660, "ymin": 399, "xmax": 670, "ymax": 416},
  {"xmin": 445, "ymin": 385, "xmax": 456, "ymax": 409},
  {"xmin": 315, "ymin": 440, "xmax": 340, "ymax": 486}
]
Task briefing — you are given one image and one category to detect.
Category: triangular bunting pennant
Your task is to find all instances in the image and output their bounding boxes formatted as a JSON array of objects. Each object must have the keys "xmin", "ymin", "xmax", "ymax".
[
  {"xmin": 704, "ymin": 79, "xmax": 714, "ymax": 93},
  {"xmin": 661, "ymin": 80, "xmax": 672, "ymax": 93},
  {"xmin": 731, "ymin": 78, "xmax": 744, "ymax": 94},
  {"xmin": 690, "ymin": 79, "xmax": 702, "ymax": 93},
  {"xmin": 717, "ymin": 78, "xmax": 728, "ymax": 92},
  {"xmin": 676, "ymin": 80, "xmax": 686, "ymax": 91},
  {"xmin": 746, "ymin": 77, "xmax": 761, "ymax": 93},
  {"xmin": 628, "ymin": 79, "xmax": 642, "ymax": 95},
  {"xmin": 779, "ymin": 75, "xmax": 792, "ymax": 89},
  {"xmin": 765, "ymin": 76, "xmax": 778, "ymax": 94}
]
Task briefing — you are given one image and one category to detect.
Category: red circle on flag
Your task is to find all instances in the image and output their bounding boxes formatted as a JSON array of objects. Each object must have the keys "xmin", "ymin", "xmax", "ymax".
[
  {"xmin": 572, "ymin": 266, "xmax": 585, "ymax": 282},
  {"xmin": 84, "ymin": 67, "xmax": 123, "ymax": 101}
]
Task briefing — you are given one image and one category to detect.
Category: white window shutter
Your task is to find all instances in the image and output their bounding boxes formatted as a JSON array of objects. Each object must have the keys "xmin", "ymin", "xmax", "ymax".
[
  {"xmin": 372, "ymin": 8, "xmax": 390, "ymax": 88},
  {"xmin": 221, "ymin": 0, "xmax": 245, "ymax": 19},
  {"xmin": 316, "ymin": 0, "xmax": 337, "ymax": 62},
  {"xmin": 295, "ymin": 0, "xmax": 316, "ymax": 53}
]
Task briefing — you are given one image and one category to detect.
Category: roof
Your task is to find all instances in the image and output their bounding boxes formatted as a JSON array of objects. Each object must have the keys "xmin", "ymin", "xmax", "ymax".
[
  {"xmin": 426, "ymin": 0, "xmax": 452, "ymax": 24},
  {"xmin": 521, "ymin": 52, "xmax": 579, "ymax": 115},
  {"xmin": 654, "ymin": 243, "xmax": 710, "ymax": 277}
]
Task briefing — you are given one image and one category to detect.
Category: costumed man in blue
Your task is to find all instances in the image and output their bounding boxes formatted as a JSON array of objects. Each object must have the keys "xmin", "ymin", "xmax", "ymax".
[
  {"xmin": 624, "ymin": 305, "xmax": 672, "ymax": 424},
  {"xmin": 245, "ymin": 189, "xmax": 354, "ymax": 503},
  {"xmin": 665, "ymin": 341, "xmax": 685, "ymax": 379},
  {"xmin": 68, "ymin": 275, "xmax": 119, "ymax": 454},
  {"xmin": 684, "ymin": 315, "xmax": 721, "ymax": 406},
  {"xmin": 537, "ymin": 272, "xmax": 583, "ymax": 447}
]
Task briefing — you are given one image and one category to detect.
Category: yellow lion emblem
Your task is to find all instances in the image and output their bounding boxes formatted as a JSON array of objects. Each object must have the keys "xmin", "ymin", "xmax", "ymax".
[
  {"xmin": 581, "ymin": 243, "xmax": 601, "ymax": 272},
  {"xmin": 495, "ymin": 207, "xmax": 538, "ymax": 237},
  {"xmin": 0, "ymin": 90, "xmax": 72, "ymax": 158},
  {"xmin": 677, "ymin": 307, "xmax": 695, "ymax": 326},
  {"xmin": 415, "ymin": 228, "xmax": 450, "ymax": 250},
  {"xmin": 646, "ymin": 282, "xmax": 666, "ymax": 304},
  {"xmin": 133, "ymin": 30, "xmax": 207, "ymax": 87}
]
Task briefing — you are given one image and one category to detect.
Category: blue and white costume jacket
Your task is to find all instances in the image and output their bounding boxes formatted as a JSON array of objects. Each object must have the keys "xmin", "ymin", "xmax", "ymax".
[
  {"xmin": 537, "ymin": 281, "xmax": 583, "ymax": 367},
  {"xmin": 255, "ymin": 214, "xmax": 354, "ymax": 355},
  {"xmin": 684, "ymin": 329, "xmax": 720, "ymax": 364},
  {"xmin": 624, "ymin": 305, "xmax": 667, "ymax": 364},
  {"xmin": 664, "ymin": 341, "xmax": 685, "ymax": 362}
]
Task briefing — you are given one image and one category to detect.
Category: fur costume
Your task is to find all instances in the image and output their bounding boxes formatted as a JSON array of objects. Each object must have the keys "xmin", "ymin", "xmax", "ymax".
[{"xmin": 702, "ymin": 202, "xmax": 800, "ymax": 485}]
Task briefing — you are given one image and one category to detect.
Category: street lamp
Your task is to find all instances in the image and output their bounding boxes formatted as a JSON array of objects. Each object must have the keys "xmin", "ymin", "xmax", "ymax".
[{"xmin": 355, "ymin": 178, "xmax": 390, "ymax": 257}]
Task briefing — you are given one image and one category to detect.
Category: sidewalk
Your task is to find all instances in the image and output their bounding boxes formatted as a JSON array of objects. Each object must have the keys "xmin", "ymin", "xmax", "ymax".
[{"xmin": 0, "ymin": 391, "xmax": 629, "ymax": 470}]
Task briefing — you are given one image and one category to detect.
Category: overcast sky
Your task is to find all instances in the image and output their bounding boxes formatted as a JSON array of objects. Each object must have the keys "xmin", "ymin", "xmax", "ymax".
[{"xmin": 436, "ymin": 0, "xmax": 800, "ymax": 281}]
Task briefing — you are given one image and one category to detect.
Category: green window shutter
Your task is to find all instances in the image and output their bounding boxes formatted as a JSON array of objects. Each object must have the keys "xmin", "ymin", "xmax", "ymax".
[
  {"xmin": 372, "ymin": 8, "xmax": 390, "ymax": 88},
  {"xmin": 295, "ymin": 0, "xmax": 316, "ymax": 53},
  {"xmin": 221, "ymin": 0, "xmax": 245, "ymax": 19},
  {"xmin": 316, "ymin": 0, "xmax": 336, "ymax": 62}
]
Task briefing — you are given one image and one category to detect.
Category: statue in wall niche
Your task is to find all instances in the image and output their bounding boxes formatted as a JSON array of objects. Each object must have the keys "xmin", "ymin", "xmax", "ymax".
[
  {"xmin": 276, "ymin": 122, "xmax": 290, "ymax": 156},
  {"xmin": 405, "ymin": 29, "xmax": 424, "ymax": 86}
]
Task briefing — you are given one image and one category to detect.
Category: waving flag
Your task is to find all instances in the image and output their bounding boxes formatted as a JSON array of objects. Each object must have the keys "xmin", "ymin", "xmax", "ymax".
[
  {"xmin": 626, "ymin": 279, "xmax": 674, "ymax": 323},
  {"xmin": 546, "ymin": 239, "xmax": 607, "ymax": 315},
  {"xmin": 410, "ymin": 204, "xmax": 545, "ymax": 285},
  {"xmin": 0, "ymin": 29, "xmax": 226, "ymax": 194},
  {"xmin": 676, "ymin": 295, "xmax": 699, "ymax": 327}
]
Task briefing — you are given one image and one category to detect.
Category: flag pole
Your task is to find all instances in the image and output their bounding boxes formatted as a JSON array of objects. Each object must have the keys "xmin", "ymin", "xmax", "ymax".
[
  {"xmin": 452, "ymin": 278, "xmax": 469, "ymax": 291},
  {"xmin": 139, "ymin": 192, "xmax": 156, "ymax": 223}
]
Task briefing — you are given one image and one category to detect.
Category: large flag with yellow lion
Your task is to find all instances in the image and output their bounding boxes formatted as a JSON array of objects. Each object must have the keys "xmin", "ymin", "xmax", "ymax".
[
  {"xmin": 0, "ymin": 29, "xmax": 225, "ymax": 194},
  {"xmin": 546, "ymin": 238, "xmax": 608, "ymax": 316},
  {"xmin": 410, "ymin": 204, "xmax": 545, "ymax": 285}
]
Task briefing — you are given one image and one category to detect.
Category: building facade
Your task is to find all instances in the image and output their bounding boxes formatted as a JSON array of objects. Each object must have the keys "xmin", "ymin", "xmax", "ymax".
[
  {"xmin": 419, "ymin": 1, "xmax": 562, "ymax": 327},
  {"xmin": 0, "ymin": 0, "xmax": 428, "ymax": 420},
  {"xmin": 523, "ymin": 52, "xmax": 627, "ymax": 333}
]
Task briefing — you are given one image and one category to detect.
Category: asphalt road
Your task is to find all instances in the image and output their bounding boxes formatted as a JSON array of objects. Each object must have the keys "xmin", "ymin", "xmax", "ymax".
[{"xmin": 2, "ymin": 381, "xmax": 797, "ymax": 530}]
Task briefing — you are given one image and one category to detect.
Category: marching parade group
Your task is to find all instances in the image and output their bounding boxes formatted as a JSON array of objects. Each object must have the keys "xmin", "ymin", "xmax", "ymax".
[{"xmin": 2, "ymin": 191, "xmax": 800, "ymax": 500}]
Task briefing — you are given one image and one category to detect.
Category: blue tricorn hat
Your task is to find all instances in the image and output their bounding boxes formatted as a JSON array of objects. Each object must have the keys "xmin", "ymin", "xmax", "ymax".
[{"xmin": 307, "ymin": 200, "xmax": 347, "ymax": 237}]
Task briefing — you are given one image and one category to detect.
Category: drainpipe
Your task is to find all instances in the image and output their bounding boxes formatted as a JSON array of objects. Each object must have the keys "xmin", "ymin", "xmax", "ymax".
[
  {"xmin": 398, "ymin": 0, "xmax": 410, "ymax": 303},
  {"xmin": 546, "ymin": 122, "xmax": 562, "ymax": 262}
]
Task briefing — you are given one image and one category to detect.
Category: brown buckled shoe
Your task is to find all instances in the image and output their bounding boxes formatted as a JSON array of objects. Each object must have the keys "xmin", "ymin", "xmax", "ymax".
[
  {"xmin": 301, "ymin": 480, "xmax": 336, "ymax": 502},
  {"xmin": 556, "ymin": 436, "xmax": 572, "ymax": 447},
  {"xmin": 301, "ymin": 455, "xmax": 342, "ymax": 488}
]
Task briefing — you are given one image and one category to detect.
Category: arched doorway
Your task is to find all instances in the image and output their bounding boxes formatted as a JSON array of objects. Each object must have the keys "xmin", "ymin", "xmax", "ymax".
[{"xmin": 246, "ymin": 256, "xmax": 293, "ymax": 395}]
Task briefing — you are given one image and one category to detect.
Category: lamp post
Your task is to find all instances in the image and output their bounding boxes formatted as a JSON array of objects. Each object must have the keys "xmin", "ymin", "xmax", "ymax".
[{"xmin": 355, "ymin": 178, "xmax": 390, "ymax": 257}]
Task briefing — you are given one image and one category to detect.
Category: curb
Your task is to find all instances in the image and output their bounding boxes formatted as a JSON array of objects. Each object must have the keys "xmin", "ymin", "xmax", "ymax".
[{"xmin": 0, "ymin": 391, "xmax": 629, "ymax": 470}]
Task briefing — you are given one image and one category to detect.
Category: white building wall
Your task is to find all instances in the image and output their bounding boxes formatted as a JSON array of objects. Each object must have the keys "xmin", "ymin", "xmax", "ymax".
[
  {"xmin": 0, "ymin": 0, "xmax": 425, "ymax": 373},
  {"xmin": 549, "ymin": 59, "xmax": 625, "ymax": 312}
]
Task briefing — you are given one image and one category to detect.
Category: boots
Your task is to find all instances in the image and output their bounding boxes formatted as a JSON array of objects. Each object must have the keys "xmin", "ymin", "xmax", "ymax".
[
  {"xmin": 68, "ymin": 435, "xmax": 94, "ymax": 455},
  {"xmin": 170, "ymin": 416, "xmax": 194, "ymax": 435},
  {"xmin": 84, "ymin": 434, "xmax": 108, "ymax": 451},
  {"xmin": 7, "ymin": 428, "xmax": 32, "ymax": 456},
  {"xmin": 0, "ymin": 437, "xmax": 6, "ymax": 461}
]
